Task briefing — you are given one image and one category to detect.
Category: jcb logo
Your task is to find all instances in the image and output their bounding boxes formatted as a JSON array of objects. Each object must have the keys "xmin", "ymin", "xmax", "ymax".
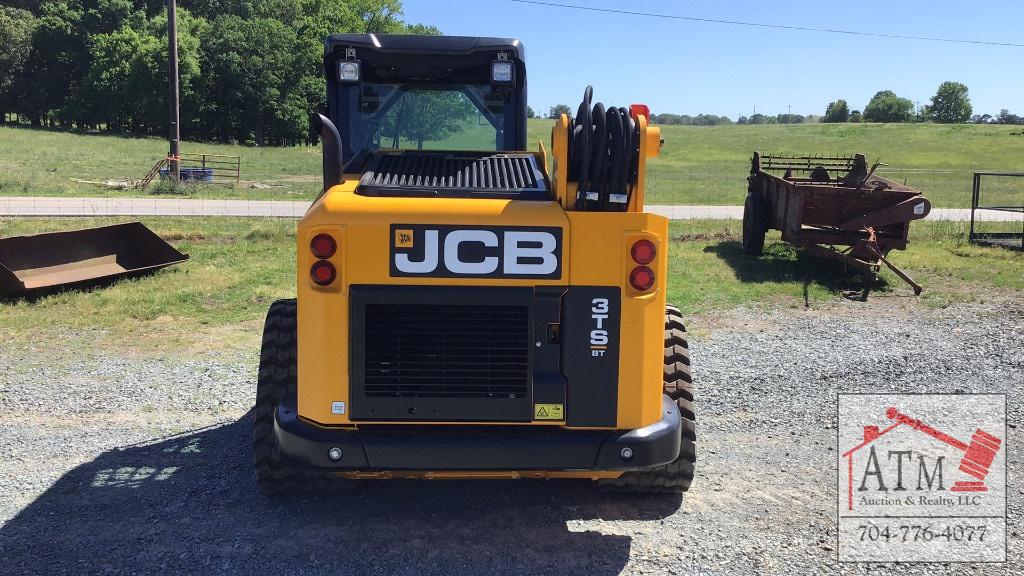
[
  {"xmin": 390, "ymin": 225, "xmax": 562, "ymax": 279},
  {"xmin": 394, "ymin": 229, "xmax": 414, "ymax": 248}
]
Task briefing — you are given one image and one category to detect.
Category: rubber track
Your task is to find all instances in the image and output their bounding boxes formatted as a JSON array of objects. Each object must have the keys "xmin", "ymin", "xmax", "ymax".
[
  {"xmin": 253, "ymin": 299, "xmax": 354, "ymax": 494},
  {"xmin": 597, "ymin": 305, "xmax": 696, "ymax": 493}
]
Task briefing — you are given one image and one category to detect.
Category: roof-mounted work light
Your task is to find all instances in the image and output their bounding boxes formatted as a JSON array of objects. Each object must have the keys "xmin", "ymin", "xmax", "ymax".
[
  {"xmin": 490, "ymin": 60, "xmax": 513, "ymax": 84},
  {"xmin": 337, "ymin": 60, "xmax": 361, "ymax": 82}
]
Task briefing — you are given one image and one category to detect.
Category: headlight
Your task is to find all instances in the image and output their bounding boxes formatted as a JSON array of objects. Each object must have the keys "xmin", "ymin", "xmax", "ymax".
[
  {"xmin": 337, "ymin": 60, "xmax": 360, "ymax": 82},
  {"xmin": 491, "ymin": 61, "xmax": 513, "ymax": 84}
]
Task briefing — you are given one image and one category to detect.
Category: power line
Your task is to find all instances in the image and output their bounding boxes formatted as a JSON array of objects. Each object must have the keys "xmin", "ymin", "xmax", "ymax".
[{"xmin": 510, "ymin": 0, "xmax": 1024, "ymax": 48}]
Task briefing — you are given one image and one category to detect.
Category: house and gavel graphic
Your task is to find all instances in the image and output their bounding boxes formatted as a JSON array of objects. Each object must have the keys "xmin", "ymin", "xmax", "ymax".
[{"xmin": 842, "ymin": 407, "xmax": 1003, "ymax": 510}]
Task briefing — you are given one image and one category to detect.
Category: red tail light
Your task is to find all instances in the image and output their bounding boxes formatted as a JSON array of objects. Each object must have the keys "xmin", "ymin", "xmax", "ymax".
[
  {"xmin": 629, "ymin": 266, "xmax": 655, "ymax": 291},
  {"xmin": 310, "ymin": 260, "xmax": 336, "ymax": 286},
  {"xmin": 630, "ymin": 239, "xmax": 656, "ymax": 264},
  {"xmin": 310, "ymin": 234, "xmax": 337, "ymax": 259}
]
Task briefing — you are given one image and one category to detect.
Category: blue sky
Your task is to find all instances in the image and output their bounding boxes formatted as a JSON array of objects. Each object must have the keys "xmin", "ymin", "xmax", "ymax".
[{"xmin": 402, "ymin": 0, "xmax": 1023, "ymax": 119}]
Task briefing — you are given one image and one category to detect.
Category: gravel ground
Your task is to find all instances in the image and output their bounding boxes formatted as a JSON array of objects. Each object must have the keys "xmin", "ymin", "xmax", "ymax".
[{"xmin": 0, "ymin": 296, "xmax": 1020, "ymax": 575}]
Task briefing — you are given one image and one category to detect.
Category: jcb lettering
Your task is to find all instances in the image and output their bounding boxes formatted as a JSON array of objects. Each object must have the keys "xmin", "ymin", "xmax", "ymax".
[
  {"xmin": 392, "ymin": 225, "xmax": 562, "ymax": 279},
  {"xmin": 443, "ymin": 230, "xmax": 499, "ymax": 274},
  {"xmin": 503, "ymin": 231, "xmax": 558, "ymax": 275},
  {"xmin": 394, "ymin": 230, "xmax": 439, "ymax": 273}
]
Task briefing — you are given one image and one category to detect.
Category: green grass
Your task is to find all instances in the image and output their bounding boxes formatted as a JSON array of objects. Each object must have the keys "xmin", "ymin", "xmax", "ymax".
[
  {"xmin": 3, "ymin": 120, "xmax": 1024, "ymax": 206},
  {"xmin": 0, "ymin": 125, "xmax": 324, "ymax": 200},
  {"xmin": 0, "ymin": 217, "xmax": 296, "ymax": 355},
  {"xmin": 527, "ymin": 119, "xmax": 1024, "ymax": 207},
  {"xmin": 665, "ymin": 219, "xmax": 1024, "ymax": 312},
  {"xmin": 1, "ymin": 217, "xmax": 1020, "ymax": 357}
]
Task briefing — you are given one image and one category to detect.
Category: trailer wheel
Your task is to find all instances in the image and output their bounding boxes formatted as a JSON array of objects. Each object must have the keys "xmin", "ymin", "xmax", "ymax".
[
  {"xmin": 742, "ymin": 192, "xmax": 768, "ymax": 256},
  {"xmin": 597, "ymin": 305, "xmax": 696, "ymax": 493},
  {"xmin": 253, "ymin": 299, "xmax": 354, "ymax": 494}
]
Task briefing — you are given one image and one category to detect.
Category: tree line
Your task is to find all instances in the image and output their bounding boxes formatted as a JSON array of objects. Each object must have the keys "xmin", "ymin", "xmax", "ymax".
[
  {"xmin": 5, "ymin": 3, "xmax": 1021, "ymax": 144},
  {"xmin": 0, "ymin": 1, "xmax": 436, "ymax": 146},
  {"xmin": 546, "ymin": 104, "xmax": 735, "ymax": 126},
  {"xmin": 736, "ymin": 114, "xmax": 819, "ymax": 125},
  {"xmin": 544, "ymin": 80, "xmax": 1020, "ymax": 127},
  {"xmin": 823, "ymin": 82, "xmax": 1021, "ymax": 125}
]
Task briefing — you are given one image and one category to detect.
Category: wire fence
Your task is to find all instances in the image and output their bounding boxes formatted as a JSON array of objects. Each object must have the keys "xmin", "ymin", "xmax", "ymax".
[
  {"xmin": 642, "ymin": 166, "xmax": 981, "ymax": 208},
  {"xmin": 1, "ymin": 167, "xmax": 1020, "ymax": 226},
  {"xmin": 970, "ymin": 172, "xmax": 1024, "ymax": 249}
]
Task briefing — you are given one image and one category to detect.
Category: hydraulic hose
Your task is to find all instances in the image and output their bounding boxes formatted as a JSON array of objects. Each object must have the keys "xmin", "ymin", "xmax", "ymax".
[
  {"xmin": 570, "ymin": 87, "xmax": 592, "ymax": 209},
  {"xmin": 567, "ymin": 87, "xmax": 642, "ymax": 212},
  {"xmin": 618, "ymin": 106, "xmax": 637, "ymax": 212},
  {"xmin": 602, "ymin": 107, "xmax": 624, "ymax": 211},
  {"xmin": 582, "ymin": 101, "xmax": 606, "ymax": 211}
]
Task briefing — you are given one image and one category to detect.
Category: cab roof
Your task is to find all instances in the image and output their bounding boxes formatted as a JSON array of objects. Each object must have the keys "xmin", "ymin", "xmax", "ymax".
[{"xmin": 324, "ymin": 34, "xmax": 525, "ymax": 61}]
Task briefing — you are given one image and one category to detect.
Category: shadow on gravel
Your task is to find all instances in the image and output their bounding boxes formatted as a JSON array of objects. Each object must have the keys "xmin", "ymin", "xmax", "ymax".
[
  {"xmin": 704, "ymin": 240, "xmax": 886, "ymax": 301},
  {"xmin": 0, "ymin": 415, "xmax": 683, "ymax": 575}
]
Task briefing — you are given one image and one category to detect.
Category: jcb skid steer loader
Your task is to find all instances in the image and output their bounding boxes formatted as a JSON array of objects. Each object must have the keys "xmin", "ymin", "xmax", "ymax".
[{"xmin": 254, "ymin": 34, "xmax": 695, "ymax": 493}]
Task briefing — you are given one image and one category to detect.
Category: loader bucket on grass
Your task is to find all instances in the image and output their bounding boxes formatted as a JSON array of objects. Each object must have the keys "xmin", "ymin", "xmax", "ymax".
[{"xmin": 0, "ymin": 222, "xmax": 188, "ymax": 298}]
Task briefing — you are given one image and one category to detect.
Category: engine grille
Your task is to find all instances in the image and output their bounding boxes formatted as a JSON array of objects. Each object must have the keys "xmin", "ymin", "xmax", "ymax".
[
  {"xmin": 357, "ymin": 152, "xmax": 548, "ymax": 199},
  {"xmin": 363, "ymin": 303, "xmax": 530, "ymax": 399}
]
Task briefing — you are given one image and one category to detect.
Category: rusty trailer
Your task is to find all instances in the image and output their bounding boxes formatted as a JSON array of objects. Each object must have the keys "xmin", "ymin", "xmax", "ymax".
[{"xmin": 743, "ymin": 152, "xmax": 931, "ymax": 294}]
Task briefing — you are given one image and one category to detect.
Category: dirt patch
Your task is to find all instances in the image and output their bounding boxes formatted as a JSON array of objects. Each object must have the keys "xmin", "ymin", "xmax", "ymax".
[
  {"xmin": 675, "ymin": 231, "xmax": 739, "ymax": 242},
  {"xmin": 159, "ymin": 231, "xmax": 208, "ymax": 241},
  {"xmin": 686, "ymin": 287, "xmax": 1022, "ymax": 335},
  {"xmin": 269, "ymin": 174, "xmax": 320, "ymax": 183}
]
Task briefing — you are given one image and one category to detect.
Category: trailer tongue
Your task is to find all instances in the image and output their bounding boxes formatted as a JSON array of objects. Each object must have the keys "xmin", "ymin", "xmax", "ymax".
[{"xmin": 744, "ymin": 152, "xmax": 931, "ymax": 294}]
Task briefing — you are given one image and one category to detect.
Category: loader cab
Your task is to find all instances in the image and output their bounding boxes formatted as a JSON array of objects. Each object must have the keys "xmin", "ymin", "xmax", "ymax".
[{"xmin": 324, "ymin": 34, "xmax": 529, "ymax": 172}]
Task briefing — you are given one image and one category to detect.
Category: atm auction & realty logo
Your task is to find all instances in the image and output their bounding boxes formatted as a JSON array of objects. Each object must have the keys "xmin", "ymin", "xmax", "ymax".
[
  {"xmin": 837, "ymin": 394, "xmax": 1006, "ymax": 563},
  {"xmin": 842, "ymin": 406, "xmax": 1002, "ymax": 510}
]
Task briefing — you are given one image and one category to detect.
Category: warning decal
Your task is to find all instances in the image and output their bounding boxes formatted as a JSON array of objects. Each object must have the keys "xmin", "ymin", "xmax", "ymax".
[{"xmin": 534, "ymin": 403, "xmax": 564, "ymax": 420}]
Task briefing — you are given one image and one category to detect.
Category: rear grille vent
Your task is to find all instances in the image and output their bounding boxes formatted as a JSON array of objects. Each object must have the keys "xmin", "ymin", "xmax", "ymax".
[
  {"xmin": 357, "ymin": 152, "xmax": 548, "ymax": 199},
  {"xmin": 363, "ymin": 303, "xmax": 530, "ymax": 399}
]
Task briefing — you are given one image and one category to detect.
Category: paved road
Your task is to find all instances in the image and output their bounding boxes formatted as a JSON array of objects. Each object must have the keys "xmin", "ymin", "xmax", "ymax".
[
  {"xmin": 1, "ymin": 196, "xmax": 1021, "ymax": 221},
  {"xmin": 0, "ymin": 197, "xmax": 310, "ymax": 218}
]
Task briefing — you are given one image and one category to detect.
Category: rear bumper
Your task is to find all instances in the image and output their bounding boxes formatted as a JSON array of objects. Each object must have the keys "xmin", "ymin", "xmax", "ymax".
[{"xmin": 274, "ymin": 395, "xmax": 681, "ymax": 471}]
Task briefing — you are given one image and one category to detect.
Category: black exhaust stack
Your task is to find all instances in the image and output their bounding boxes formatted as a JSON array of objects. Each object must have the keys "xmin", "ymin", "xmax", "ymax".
[{"xmin": 312, "ymin": 113, "xmax": 344, "ymax": 193}]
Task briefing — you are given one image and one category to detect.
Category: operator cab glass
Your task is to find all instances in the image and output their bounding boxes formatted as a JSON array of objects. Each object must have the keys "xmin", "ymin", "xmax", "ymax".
[
  {"xmin": 349, "ymin": 84, "xmax": 507, "ymax": 156},
  {"xmin": 324, "ymin": 34, "xmax": 528, "ymax": 172}
]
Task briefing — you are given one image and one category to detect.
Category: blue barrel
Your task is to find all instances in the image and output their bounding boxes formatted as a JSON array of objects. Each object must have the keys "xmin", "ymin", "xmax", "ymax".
[{"xmin": 159, "ymin": 167, "xmax": 214, "ymax": 182}]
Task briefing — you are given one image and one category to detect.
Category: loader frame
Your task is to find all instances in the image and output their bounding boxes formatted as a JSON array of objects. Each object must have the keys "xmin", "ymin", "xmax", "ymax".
[{"xmin": 254, "ymin": 33, "xmax": 694, "ymax": 493}]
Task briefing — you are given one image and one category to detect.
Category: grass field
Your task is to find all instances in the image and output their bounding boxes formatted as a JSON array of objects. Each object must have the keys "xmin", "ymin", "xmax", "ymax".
[
  {"xmin": 528, "ymin": 120, "xmax": 1024, "ymax": 207},
  {"xmin": 0, "ymin": 126, "xmax": 325, "ymax": 200},
  {"xmin": 0, "ymin": 217, "xmax": 296, "ymax": 355},
  {"xmin": 3, "ymin": 120, "xmax": 1024, "ymax": 206},
  {"xmin": 665, "ymin": 219, "xmax": 1024, "ymax": 312},
  {"xmin": 1, "ymin": 217, "xmax": 1019, "ymax": 356}
]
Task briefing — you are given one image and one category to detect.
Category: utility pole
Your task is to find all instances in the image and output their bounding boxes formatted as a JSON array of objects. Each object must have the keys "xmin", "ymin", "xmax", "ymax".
[
  {"xmin": 167, "ymin": 0, "xmax": 181, "ymax": 181},
  {"xmin": 787, "ymin": 104, "xmax": 792, "ymax": 123}
]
